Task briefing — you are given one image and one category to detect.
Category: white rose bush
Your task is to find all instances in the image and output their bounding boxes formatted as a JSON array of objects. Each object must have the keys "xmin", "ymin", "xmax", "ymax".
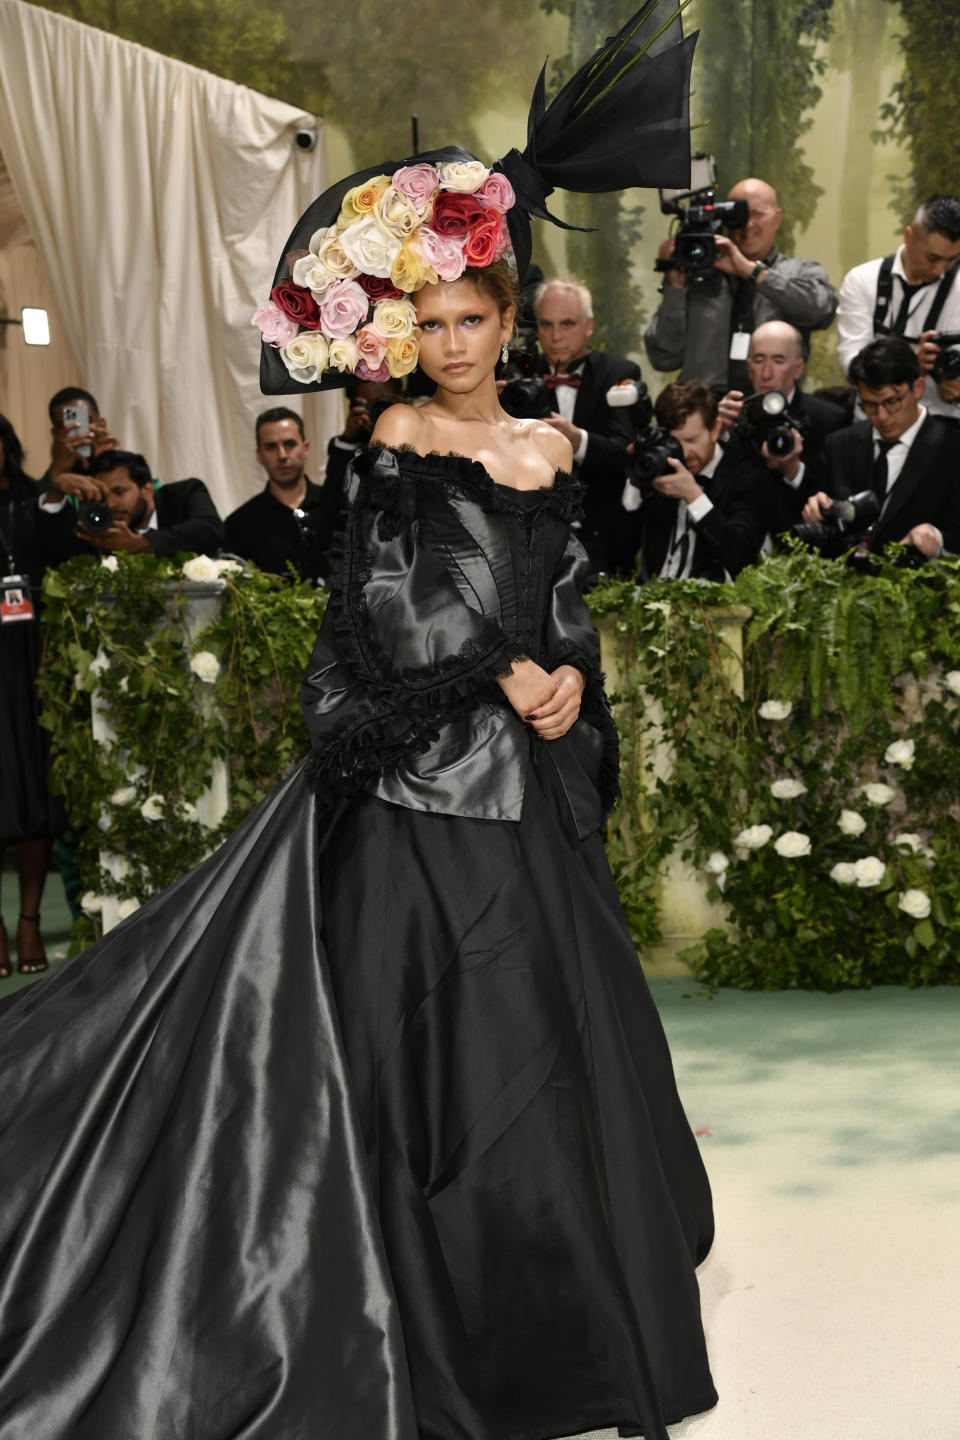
[{"xmin": 39, "ymin": 544, "xmax": 330, "ymax": 949}]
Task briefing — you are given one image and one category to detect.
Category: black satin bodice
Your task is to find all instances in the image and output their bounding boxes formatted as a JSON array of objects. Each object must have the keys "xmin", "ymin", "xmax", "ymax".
[{"xmin": 301, "ymin": 445, "xmax": 619, "ymax": 833}]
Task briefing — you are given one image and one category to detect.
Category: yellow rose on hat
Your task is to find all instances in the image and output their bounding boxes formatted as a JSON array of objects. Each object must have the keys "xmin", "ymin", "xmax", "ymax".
[
  {"xmin": 337, "ymin": 175, "xmax": 391, "ymax": 229},
  {"xmin": 391, "ymin": 239, "xmax": 438, "ymax": 294},
  {"xmin": 387, "ymin": 334, "xmax": 420, "ymax": 378}
]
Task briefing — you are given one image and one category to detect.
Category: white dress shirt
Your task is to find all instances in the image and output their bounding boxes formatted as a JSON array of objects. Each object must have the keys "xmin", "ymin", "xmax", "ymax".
[
  {"xmin": 547, "ymin": 366, "xmax": 589, "ymax": 463},
  {"xmin": 837, "ymin": 248, "xmax": 960, "ymax": 419},
  {"xmin": 659, "ymin": 444, "xmax": 723, "ymax": 579}
]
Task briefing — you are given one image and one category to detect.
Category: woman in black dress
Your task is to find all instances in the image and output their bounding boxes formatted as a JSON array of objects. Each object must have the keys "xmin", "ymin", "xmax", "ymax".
[
  {"xmin": 0, "ymin": 413, "xmax": 59, "ymax": 976},
  {"xmin": 1, "ymin": 9, "xmax": 716, "ymax": 1436}
]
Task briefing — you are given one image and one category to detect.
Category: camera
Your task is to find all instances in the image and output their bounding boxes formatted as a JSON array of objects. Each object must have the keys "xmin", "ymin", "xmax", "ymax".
[
  {"xmin": 734, "ymin": 390, "xmax": 802, "ymax": 458},
  {"xmin": 628, "ymin": 427, "xmax": 686, "ymax": 496},
  {"xmin": 295, "ymin": 128, "xmax": 318, "ymax": 151},
  {"xmin": 498, "ymin": 351, "xmax": 553, "ymax": 420},
  {"xmin": 792, "ymin": 490, "xmax": 881, "ymax": 557},
  {"xmin": 930, "ymin": 331, "xmax": 960, "ymax": 383},
  {"xmin": 78, "ymin": 497, "xmax": 114, "ymax": 534},
  {"xmin": 655, "ymin": 153, "xmax": 749, "ymax": 283}
]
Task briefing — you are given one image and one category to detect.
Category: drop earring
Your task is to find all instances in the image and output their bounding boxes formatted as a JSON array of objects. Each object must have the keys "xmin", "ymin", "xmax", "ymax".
[{"xmin": 501, "ymin": 342, "xmax": 509, "ymax": 364}]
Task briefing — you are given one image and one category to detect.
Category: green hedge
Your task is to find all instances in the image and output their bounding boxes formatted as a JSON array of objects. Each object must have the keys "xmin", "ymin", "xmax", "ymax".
[{"xmin": 40, "ymin": 548, "xmax": 960, "ymax": 987}]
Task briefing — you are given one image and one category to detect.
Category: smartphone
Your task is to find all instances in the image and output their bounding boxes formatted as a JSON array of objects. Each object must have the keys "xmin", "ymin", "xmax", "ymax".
[{"xmin": 62, "ymin": 402, "xmax": 92, "ymax": 459}]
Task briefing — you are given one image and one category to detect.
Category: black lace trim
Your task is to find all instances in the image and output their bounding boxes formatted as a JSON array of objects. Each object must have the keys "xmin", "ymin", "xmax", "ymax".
[{"xmin": 360, "ymin": 443, "xmax": 585, "ymax": 525}]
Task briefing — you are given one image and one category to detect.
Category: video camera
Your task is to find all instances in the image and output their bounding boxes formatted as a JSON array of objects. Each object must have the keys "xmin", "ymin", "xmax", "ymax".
[
  {"xmin": 654, "ymin": 153, "xmax": 749, "ymax": 284},
  {"xmin": 733, "ymin": 390, "xmax": 804, "ymax": 459}
]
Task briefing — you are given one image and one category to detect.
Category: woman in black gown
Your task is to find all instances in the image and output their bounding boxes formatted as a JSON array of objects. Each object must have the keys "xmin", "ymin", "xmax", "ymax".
[
  {"xmin": 0, "ymin": 414, "xmax": 60, "ymax": 977},
  {"xmin": 0, "ymin": 8, "xmax": 716, "ymax": 1437}
]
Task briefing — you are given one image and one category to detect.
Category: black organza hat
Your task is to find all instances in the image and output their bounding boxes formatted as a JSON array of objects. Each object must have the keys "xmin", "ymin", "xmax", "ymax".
[{"xmin": 255, "ymin": 0, "xmax": 697, "ymax": 396}]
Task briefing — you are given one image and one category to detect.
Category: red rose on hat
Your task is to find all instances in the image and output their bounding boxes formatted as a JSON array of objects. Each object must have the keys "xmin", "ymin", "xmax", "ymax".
[
  {"xmin": 271, "ymin": 281, "xmax": 321, "ymax": 328},
  {"xmin": 463, "ymin": 216, "xmax": 503, "ymax": 268},
  {"xmin": 432, "ymin": 192, "xmax": 487, "ymax": 237},
  {"xmin": 359, "ymin": 274, "xmax": 404, "ymax": 302}
]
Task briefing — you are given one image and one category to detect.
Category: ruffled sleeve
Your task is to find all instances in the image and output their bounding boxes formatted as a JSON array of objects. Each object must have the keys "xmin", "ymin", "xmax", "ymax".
[
  {"xmin": 301, "ymin": 447, "xmax": 524, "ymax": 797},
  {"xmin": 543, "ymin": 531, "xmax": 621, "ymax": 816}
]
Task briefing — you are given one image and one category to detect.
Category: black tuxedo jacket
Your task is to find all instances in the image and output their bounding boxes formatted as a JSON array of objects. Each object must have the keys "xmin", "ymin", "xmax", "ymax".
[
  {"xmin": 824, "ymin": 415, "xmax": 960, "ymax": 553},
  {"xmin": 738, "ymin": 388, "xmax": 850, "ymax": 538},
  {"xmin": 40, "ymin": 477, "xmax": 225, "ymax": 562},
  {"xmin": 539, "ymin": 349, "xmax": 641, "ymax": 517},
  {"xmin": 633, "ymin": 444, "xmax": 770, "ymax": 582}
]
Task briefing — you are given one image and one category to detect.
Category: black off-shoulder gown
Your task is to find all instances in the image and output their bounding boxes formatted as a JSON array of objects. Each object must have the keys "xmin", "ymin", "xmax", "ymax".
[{"xmin": 0, "ymin": 455, "xmax": 716, "ymax": 1440}]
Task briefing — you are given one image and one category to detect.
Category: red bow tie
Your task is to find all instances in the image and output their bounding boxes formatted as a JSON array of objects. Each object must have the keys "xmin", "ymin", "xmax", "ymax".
[{"xmin": 544, "ymin": 372, "xmax": 582, "ymax": 389}]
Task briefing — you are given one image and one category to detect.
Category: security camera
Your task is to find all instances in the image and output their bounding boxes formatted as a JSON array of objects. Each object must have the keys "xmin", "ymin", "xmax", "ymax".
[{"xmin": 295, "ymin": 128, "xmax": 318, "ymax": 152}]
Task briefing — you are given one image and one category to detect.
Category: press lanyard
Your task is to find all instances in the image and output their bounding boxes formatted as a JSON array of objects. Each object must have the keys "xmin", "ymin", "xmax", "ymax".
[{"xmin": 0, "ymin": 497, "xmax": 36, "ymax": 623}]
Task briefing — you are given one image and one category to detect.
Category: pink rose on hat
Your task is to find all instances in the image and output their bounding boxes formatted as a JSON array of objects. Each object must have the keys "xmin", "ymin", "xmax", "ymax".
[{"xmin": 319, "ymin": 279, "xmax": 371, "ymax": 339}]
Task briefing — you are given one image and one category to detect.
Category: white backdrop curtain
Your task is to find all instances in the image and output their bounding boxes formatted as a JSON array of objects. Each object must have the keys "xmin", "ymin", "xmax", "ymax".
[{"xmin": 0, "ymin": 0, "xmax": 341, "ymax": 515}]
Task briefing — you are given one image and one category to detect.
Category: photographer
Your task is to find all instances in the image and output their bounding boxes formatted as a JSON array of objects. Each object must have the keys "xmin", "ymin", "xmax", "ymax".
[
  {"xmin": 317, "ymin": 378, "xmax": 406, "ymax": 542},
  {"xmin": 225, "ymin": 409, "xmax": 327, "ymax": 583},
  {"xmin": 718, "ymin": 320, "xmax": 848, "ymax": 534},
  {"xmin": 39, "ymin": 450, "xmax": 225, "ymax": 558},
  {"xmin": 801, "ymin": 337, "xmax": 960, "ymax": 559},
  {"xmin": 615, "ymin": 380, "xmax": 770, "ymax": 582},
  {"xmin": 837, "ymin": 195, "xmax": 960, "ymax": 420},
  {"xmin": 43, "ymin": 387, "xmax": 119, "ymax": 486},
  {"xmin": 533, "ymin": 274, "xmax": 641, "ymax": 569},
  {"xmin": 644, "ymin": 178, "xmax": 838, "ymax": 392}
]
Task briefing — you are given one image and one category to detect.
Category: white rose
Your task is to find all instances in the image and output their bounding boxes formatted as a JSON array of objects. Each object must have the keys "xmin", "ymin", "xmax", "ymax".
[
  {"xmin": 862, "ymin": 782, "xmax": 896, "ymax": 806},
  {"xmin": 338, "ymin": 217, "xmax": 403, "ymax": 279},
  {"xmin": 771, "ymin": 778, "xmax": 807, "ymax": 799},
  {"xmin": 100, "ymin": 554, "xmax": 119, "ymax": 573},
  {"xmin": 182, "ymin": 555, "xmax": 221, "ymax": 582},
  {"xmin": 292, "ymin": 252, "xmax": 339, "ymax": 295},
  {"xmin": 733, "ymin": 824, "xmax": 773, "ymax": 850},
  {"xmin": 884, "ymin": 738, "xmax": 915, "ymax": 770},
  {"xmin": 774, "ymin": 830, "xmax": 811, "ymax": 858},
  {"xmin": 894, "ymin": 832, "xmax": 923, "ymax": 853},
  {"xmin": 109, "ymin": 786, "xmax": 138, "ymax": 806},
  {"xmin": 178, "ymin": 801, "xmax": 200, "ymax": 822},
  {"xmin": 190, "ymin": 650, "xmax": 221, "ymax": 684},
  {"xmin": 373, "ymin": 185, "xmax": 421, "ymax": 239},
  {"xmin": 838, "ymin": 809, "xmax": 867, "ymax": 836},
  {"xmin": 328, "ymin": 336, "xmax": 360, "ymax": 373},
  {"xmin": 944, "ymin": 671, "xmax": 960, "ymax": 696},
  {"xmin": 758, "ymin": 699, "xmax": 792, "ymax": 721},
  {"xmin": 437, "ymin": 159, "xmax": 490, "ymax": 192},
  {"xmin": 853, "ymin": 855, "xmax": 885, "ymax": 888},
  {"xmin": 140, "ymin": 793, "xmax": 165, "ymax": 822},
  {"xmin": 704, "ymin": 851, "xmax": 729, "ymax": 875},
  {"xmin": 830, "ymin": 862, "xmax": 858, "ymax": 885},
  {"xmin": 117, "ymin": 897, "xmax": 141, "ymax": 921},
  {"xmin": 214, "ymin": 558, "xmax": 242, "ymax": 575},
  {"xmin": 80, "ymin": 891, "xmax": 106, "ymax": 915},
  {"xmin": 312, "ymin": 226, "xmax": 361, "ymax": 282},
  {"xmin": 280, "ymin": 330, "xmax": 329, "ymax": 386},
  {"xmin": 898, "ymin": 889, "xmax": 931, "ymax": 920}
]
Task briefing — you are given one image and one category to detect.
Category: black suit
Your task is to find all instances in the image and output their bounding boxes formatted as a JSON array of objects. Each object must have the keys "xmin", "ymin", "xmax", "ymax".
[
  {"xmin": 40, "ymin": 477, "xmax": 225, "ymax": 561},
  {"xmin": 728, "ymin": 388, "xmax": 850, "ymax": 539},
  {"xmin": 225, "ymin": 477, "xmax": 328, "ymax": 582},
  {"xmin": 538, "ymin": 348, "xmax": 641, "ymax": 570},
  {"xmin": 615, "ymin": 444, "xmax": 770, "ymax": 582},
  {"xmin": 824, "ymin": 415, "xmax": 960, "ymax": 554}
]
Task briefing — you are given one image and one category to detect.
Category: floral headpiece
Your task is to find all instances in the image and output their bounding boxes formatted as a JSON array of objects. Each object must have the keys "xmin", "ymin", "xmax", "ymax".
[
  {"xmin": 253, "ymin": 158, "xmax": 516, "ymax": 388},
  {"xmin": 259, "ymin": 2, "xmax": 699, "ymax": 395}
]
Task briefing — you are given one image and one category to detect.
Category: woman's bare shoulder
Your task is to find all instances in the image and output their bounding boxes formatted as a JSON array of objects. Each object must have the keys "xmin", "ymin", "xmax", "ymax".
[
  {"xmin": 524, "ymin": 420, "xmax": 574, "ymax": 475},
  {"xmin": 370, "ymin": 402, "xmax": 430, "ymax": 452}
]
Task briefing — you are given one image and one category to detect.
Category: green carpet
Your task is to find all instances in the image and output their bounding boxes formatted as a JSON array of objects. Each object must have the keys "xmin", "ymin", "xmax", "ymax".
[{"xmin": 4, "ymin": 888, "xmax": 957, "ymax": 1439}]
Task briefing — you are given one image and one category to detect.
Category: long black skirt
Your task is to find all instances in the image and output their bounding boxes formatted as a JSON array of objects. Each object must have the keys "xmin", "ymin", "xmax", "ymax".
[
  {"xmin": 0, "ymin": 619, "xmax": 63, "ymax": 845},
  {"xmin": 0, "ymin": 756, "xmax": 716, "ymax": 1440}
]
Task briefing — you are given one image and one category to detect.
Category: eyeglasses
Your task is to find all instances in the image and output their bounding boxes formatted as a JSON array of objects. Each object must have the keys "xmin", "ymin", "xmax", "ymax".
[{"xmin": 860, "ymin": 387, "xmax": 912, "ymax": 416}]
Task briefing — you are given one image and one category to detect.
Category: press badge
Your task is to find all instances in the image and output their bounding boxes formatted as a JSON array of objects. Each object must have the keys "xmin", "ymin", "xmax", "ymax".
[
  {"xmin": 729, "ymin": 330, "xmax": 751, "ymax": 361},
  {"xmin": 0, "ymin": 574, "xmax": 35, "ymax": 624}
]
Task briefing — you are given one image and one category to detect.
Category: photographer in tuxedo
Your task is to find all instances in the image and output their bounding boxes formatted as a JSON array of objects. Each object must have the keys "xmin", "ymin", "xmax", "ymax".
[
  {"xmin": 619, "ymin": 380, "xmax": 770, "ymax": 582},
  {"xmin": 534, "ymin": 274, "xmax": 641, "ymax": 569},
  {"xmin": 718, "ymin": 320, "xmax": 848, "ymax": 535},
  {"xmin": 801, "ymin": 337, "xmax": 960, "ymax": 558}
]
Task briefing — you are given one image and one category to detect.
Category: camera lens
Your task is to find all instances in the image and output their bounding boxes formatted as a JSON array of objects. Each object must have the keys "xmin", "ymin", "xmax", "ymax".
[{"xmin": 78, "ymin": 500, "xmax": 113, "ymax": 534}]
